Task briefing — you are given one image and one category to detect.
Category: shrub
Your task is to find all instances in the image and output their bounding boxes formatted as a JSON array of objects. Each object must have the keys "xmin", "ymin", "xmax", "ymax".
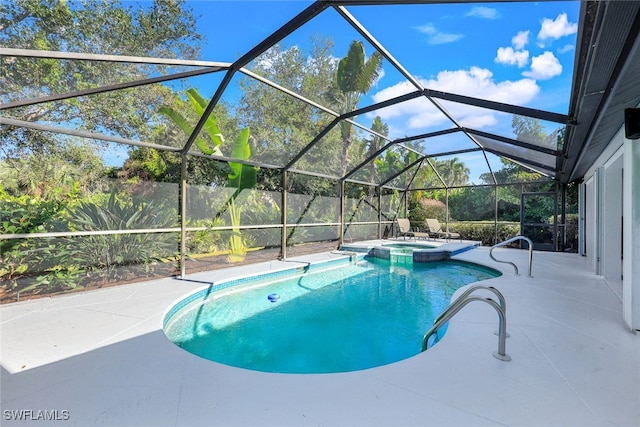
[
  {"xmin": 0, "ymin": 195, "xmax": 80, "ymax": 297},
  {"xmin": 449, "ymin": 221, "xmax": 520, "ymax": 246},
  {"xmin": 65, "ymin": 192, "xmax": 178, "ymax": 282},
  {"xmin": 187, "ymin": 217, "xmax": 226, "ymax": 254},
  {"xmin": 409, "ymin": 198, "xmax": 449, "ymax": 223}
]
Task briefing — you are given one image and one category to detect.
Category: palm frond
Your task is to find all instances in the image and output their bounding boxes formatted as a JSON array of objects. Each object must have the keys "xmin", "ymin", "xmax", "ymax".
[
  {"xmin": 337, "ymin": 41, "xmax": 365, "ymax": 93},
  {"xmin": 357, "ymin": 51, "xmax": 383, "ymax": 94}
]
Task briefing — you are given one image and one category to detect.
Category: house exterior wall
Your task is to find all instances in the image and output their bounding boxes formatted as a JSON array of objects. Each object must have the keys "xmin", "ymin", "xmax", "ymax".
[
  {"xmin": 623, "ymin": 137, "xmax": 640, "ymax": 330},
  {"xmin": 583, "ymin": 173, "xmax": 598, "ymax": 272},
  {"xmin": 602, "ymin": 152, "xmax": 624, "ymax": 283},
  {"xmin": 583, "ymin": 125, "xmax": 639, "ymax": 330}
]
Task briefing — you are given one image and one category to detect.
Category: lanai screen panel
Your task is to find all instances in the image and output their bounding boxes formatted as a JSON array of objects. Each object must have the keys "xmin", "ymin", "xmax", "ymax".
[
  {"xmin": 385, "ymin": 161, "xmax": 422, "ymax": 191},
  {"xmin": 348, "ymin": 142, "xmax": 418, "ymax": 185},
  {"xmin": 211, "ymin": 72, "xmax": 337, "ymax": 168},
  {"xmin": 344, "ymin": 3, "xmax": 575, "ymax": 116},
  {"xmin": 407, "ymin": 160, "xmax": 443, "ymax": 190},
  {"xmin": 3, "ymin": 70, "xmax": 228, "ymax": 170},
  {"xmin": 0, "ymin": 56, "xmax": 214, "ymax": 102},
  {"xmin": 485, "ymin": 153, "xmax": 553, "ymax": 184},
  {"xmin": 472, "ymin": 133, "xmax": 557, "ymax": 174},
  {"xmin": 286, "ymin": 172, "xmax": 338, "ymax": 225},
  {"xmin": 242, "ymin": 5, "xmax": 403, "ymax": 115},
  {"xmin": 288, "ymin": 124, "xmax": 344, "ymax": 178},
  {"xmin": 420, "ymin": 132, "xmax": 479, "ymax": 157},
  {"xmin": 439, "ymin": 101, "xmax": 566, "ymax": 151},
  {"xmin": 344, "ymin": 181, "xmax": 378, "ymax": 223},
  {"xmin": 183, "ymin": 72, "xmax": 332, "ymax": 169},
  {"xmin": 366, "ymin": 88, "xmax": 455, "ymax": 139},
  {"xmin": 431, "ymin": 150, "xmax": 493, "ymax": 186},
  {"xmin": 449, "ymin": 185, "xmax": 496, "ymax": 222},
  {"xmin": 380, "ymin": 187, "xmax": 402, "ymax": 221}
]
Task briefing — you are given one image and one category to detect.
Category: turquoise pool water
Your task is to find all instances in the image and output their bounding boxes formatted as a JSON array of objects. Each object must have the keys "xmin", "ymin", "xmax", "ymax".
[{"xmin": 164, "ymin": 257, "xmax": 500, "ymax": 374}]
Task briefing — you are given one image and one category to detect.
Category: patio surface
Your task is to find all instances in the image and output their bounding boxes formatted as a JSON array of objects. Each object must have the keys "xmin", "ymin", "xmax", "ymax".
[{"xmin": 1, "ymin": 242, "xmax": 639, "ymax": 426}]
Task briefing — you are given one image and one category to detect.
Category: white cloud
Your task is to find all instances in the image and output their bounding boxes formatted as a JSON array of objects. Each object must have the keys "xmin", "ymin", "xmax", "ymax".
[
  {"xmin": 430, "ymin": 32, "xmax": 464, "ymax": 45},
  {"xmin": 512, "ymin": 31, "xmax": 529, "ymax": 50},
  {"xmin": 424, "ymin": 67, "xmax": 539, "ymax": 104},
  {"xmin": 522, "ymin": 51, "xmax": 562, "ymax": 80},
  {"xmin": 415, "ymin": 23, "xmax": 464, "ymax": 45},
  {"xmin": 370, "ymin": 81, "xmax": 432, "ymax": 121},
  {"xmin": 466, "ymin": 6, "xmax": 500, "ymax": 20},
  {"xmin": 370, "ymin": 67, "xmax": 540, "ymax": 132},
  {"xmin": 557, "ymin": 44, "xmax": 575, "ymax": 54},
  {"xmin": 495, "ymin": 31, "xmax": 529, "ymax": 68},
  {"xmin": 538, "ymin": 13, "xmax": 578, "ymax": 42},
  {"xmin": 460, "ymin": 113, "xmax": 499, "ymax": 129},
  {"xmin": 495, "ymin": 47, "xmax": 529, "ymax": 67},
  {"xmin": 415, "ymin": 23, "xmax": 437, "ymax": 35}
]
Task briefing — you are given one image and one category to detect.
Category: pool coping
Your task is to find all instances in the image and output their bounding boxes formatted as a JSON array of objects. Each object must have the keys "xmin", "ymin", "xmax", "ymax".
[
  {"xmin": 341, "ymin": 239, "xmax": 480, "ymax": 261},
  {"xmin": 162, "ymin": 254, "xmax": 358, "ymax": 327}
]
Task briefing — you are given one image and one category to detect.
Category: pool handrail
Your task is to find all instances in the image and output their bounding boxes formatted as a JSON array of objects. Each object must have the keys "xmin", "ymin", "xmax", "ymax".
[
  {"xmin": 422, "ymin": 286, "xmax": 510, "ymax": 361},
  {"xmin": 489, "ymin": 235, "xmax": 533, "ymax": 277},
  {"xmin": 432, "ymin": 285, "xmax": 506, "ymax": 326}
]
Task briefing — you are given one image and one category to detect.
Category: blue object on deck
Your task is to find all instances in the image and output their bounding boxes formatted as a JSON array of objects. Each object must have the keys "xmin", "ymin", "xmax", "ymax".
[{"xmin": 267, "ymin": 293, "xmax": 280, "ymax": 302}]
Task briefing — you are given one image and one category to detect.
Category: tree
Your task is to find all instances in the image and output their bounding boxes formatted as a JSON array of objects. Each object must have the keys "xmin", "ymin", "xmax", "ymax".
[
  {"xmin": 375, "ymin": 150, "xmax": 404, "ymax": 185},
  {"xmin": 1, "ymin": 141, "xmax": 107, "ymax": 202},
  {"xmin": 156, "ymin": 87, "xmax": 257, "ymax": 206},
  {"xmin": 479, "ymin": 115, "xmax": 556, "ymax": 189},
  {"xmin": 512, "ymin": 115, "xmax": 564, "ymax": 151},
  {"xmin": 365, "ymin": 116, "xmax": 388, "ymax": 195},
  {"xmin": 334, "ymin": 41, "xmax": 383, "ymax": 177},
  {"xmin": 236, "ymin": 36, "xmax": 340, "ymax": 191},
  {"xmin": 436, "ymin": 157, "xmax": 470, "ymax": 187},
  {"xmin": 511, "ymin": 115, "xmax": 546, "ymax": 145},
  {"xmin": 121, "ymin": 86, "xmax": 242, "ymax": 186},
  {"xmin": 0, "ymin": 0, "xmax": 202, "ymax": 159}
]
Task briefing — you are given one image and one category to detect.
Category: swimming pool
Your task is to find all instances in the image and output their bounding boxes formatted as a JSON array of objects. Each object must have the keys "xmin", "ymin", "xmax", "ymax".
[{"xmin": 163, "ymin": 256, "xmax": 501, "ymax": 374}]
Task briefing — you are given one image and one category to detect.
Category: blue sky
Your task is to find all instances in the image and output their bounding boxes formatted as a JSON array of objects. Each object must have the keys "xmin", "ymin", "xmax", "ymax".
[
  {"xmin": 108, "ymin": 1, "xmax": 580, "ymax": 181},
  {"xmin": 187, "ymin": 1, "xmax": 579, "ymax": 133},
  {"xmin": 182, "ymin": 1, "xmax": 580, "ymax": 181}
]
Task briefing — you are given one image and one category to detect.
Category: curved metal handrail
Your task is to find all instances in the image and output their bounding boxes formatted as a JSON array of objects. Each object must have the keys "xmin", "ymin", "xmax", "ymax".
[
  {"xmin": 432, "ymin": 285, "xmax": 506, "ymax": 326},
  {"xmin": 489, "ymin": 235, "xmax": 533, "ymax": 277},
  {"xmin": 421, "ymin": 288, "xmax": 510, "ymax": 361}
]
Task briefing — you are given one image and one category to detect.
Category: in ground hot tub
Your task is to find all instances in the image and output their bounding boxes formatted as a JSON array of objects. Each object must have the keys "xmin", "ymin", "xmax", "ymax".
[{"xmin": 341, "ymin": 240, "xmax": 479, "ymax": 263}]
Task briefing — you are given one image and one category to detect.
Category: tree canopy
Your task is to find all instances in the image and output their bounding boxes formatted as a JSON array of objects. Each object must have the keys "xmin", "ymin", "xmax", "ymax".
[{"xmin": 1, "ymin": 0, "xmax": 202, "ymax": 158}]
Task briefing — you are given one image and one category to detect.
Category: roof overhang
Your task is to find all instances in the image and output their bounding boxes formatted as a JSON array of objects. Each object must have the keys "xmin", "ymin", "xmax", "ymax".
[{"xmin": 562, "ymin": 1, "xmax": 640, "ymax": 184}]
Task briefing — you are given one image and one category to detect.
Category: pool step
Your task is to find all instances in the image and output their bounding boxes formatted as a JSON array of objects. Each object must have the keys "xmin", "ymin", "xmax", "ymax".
[{"xmin": 390, "ymin": 251, "xmax": 413, "ymax": 265}]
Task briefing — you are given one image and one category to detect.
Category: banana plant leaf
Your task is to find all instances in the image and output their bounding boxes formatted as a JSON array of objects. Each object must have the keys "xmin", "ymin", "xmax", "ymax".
[
  {"xmin": 227, "ymin": 127, "xmax": 257, "ymax": 192},
  {"xmin": 158, "ymin": 87, "xmax": 223, "ymax": 156},
  {"xmin": 185, "ymin": 88, "xmax": 225, "ymax": 149}
]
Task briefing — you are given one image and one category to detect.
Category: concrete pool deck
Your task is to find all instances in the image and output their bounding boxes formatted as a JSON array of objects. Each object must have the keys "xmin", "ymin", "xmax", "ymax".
[{"xmin": 1, "ymin": 243, "xmax": 639, "ymax": 426}]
